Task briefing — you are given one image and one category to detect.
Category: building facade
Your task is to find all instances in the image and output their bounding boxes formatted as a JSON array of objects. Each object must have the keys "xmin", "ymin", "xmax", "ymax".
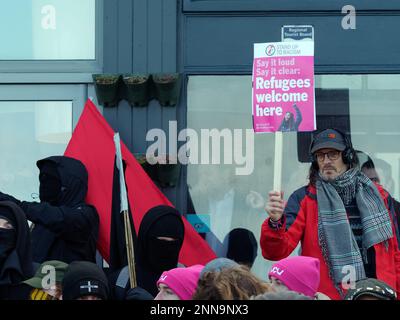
[{"xmin": 1, "ymin": 0, "xmax": 400, "ymax": 278}]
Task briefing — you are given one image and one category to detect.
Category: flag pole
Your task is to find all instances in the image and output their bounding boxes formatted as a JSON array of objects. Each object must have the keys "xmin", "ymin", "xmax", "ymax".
[
  {"xmin": 114, "ymin": 133, "xmax": 137, "ymax": 288},
  {"xmin": 123, "ymin": 209, "xmax": 136, "ymax": 288}
]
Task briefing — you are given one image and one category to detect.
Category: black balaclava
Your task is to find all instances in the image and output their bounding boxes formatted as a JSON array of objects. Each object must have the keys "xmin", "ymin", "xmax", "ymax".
[
  {"xmin": 0, "ymin": 210, "xmax": 17, "ymax": 264},
  {"xmin": 0, "ymin": 201, "xmax": 34, "ymax": 287},
  {"xmin": 146, "ymin": 214, "xmax": 184, "ymax": 272},
  {"xmin": 37, "ymin": 156, "xmax": 88, "ymax": 207},
  {"xmin": 39, "ymin": 162, "xmax": 61, "ymax": 205},
  {"xmin": 135, "ymin": 205, "xmax": 184, "ymax": 296},
  {"xmin": 223, "ymin": 228, "xmax": 258, "ymax": 268},
  {"xmin": 0, "ymin": 229, "xmax": 16, "ymax": 264},
  {"xmin": 137, "ymin": 205, "xmax": 184, "ymax": 273}
]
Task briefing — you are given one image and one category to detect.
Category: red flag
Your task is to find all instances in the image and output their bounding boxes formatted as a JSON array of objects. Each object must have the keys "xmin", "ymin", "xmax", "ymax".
[{"xmin": 65, "ymin": 99, "xmax": 216, "ymax": 266}]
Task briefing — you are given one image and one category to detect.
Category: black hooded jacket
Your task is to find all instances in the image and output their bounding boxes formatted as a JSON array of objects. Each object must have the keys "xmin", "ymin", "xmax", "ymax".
[
  {"xmin": 108, "ymin": 205, "xmax": 184, "ymax": 298},
  {"xmin": 0, "ymin": 201, "xmax": 34, "ymax": 300},
  {"xmin": 0, "ymin": 156, "xmax": 99, "ymax": 264}
]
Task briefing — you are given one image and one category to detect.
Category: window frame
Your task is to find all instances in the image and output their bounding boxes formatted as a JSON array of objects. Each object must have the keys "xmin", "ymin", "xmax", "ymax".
[
  {"xmin": 0, "ymin": 84, "xmax": 87, "ymax": 127},
  {"xmin": 0, "ymin": 0, "xmax": 103, "ymax": 74},
  {"xmin": 183, "ymin": 0, "xmax": 400, "ymax": 12}
]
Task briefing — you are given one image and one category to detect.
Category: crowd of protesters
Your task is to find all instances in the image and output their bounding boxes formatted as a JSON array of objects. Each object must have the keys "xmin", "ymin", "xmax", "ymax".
[{"xmin": 0, "ymin": 128, "xmax": 399, "ymax": 301}]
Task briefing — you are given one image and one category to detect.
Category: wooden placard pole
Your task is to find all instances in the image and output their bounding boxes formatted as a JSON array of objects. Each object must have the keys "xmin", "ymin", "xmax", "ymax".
[{"xmin": 273, "ymin": 131, "xmax": 283, "ymax": 192}]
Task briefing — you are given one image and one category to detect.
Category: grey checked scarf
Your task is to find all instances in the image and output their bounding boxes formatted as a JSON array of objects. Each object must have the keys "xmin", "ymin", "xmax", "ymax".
[{"xmin": 316, "ymin": 168, "xmax": 393, "ymax": 290}]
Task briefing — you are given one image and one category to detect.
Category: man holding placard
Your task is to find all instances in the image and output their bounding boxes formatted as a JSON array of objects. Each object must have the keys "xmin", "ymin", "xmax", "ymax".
[{"xmin": 261, "ymin": 128, "xmax": 400, "ymax": 300}]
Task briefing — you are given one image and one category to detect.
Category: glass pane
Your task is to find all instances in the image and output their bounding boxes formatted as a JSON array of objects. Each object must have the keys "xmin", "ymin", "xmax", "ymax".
[
  {"xmin": 187, "ymin": 75, "xmax": 276, "ymax": 279},
  {"xmin": 187, "ymin": 74, "xmax": 400, "ymax": 280},
  {"xmin": 317, "ymin": 74, "xmax": 400, "ymax": 199},
  {"xmin": 0, "ymin": 101, "xmax": 72, "ymax": 201},
  {"xmin": 0, "ymin": 0, "xmax": 95, "ymax": 60}
]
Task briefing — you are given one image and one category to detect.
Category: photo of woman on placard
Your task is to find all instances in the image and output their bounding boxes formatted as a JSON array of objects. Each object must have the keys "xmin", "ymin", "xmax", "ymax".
[{"xmin": 278, "ymin": 103, "xmax": 302, "ymax": 132}]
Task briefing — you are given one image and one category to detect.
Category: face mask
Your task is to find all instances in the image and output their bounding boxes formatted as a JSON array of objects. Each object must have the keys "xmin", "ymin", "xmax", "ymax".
[
  {"xmin": 0, "ymin": 229, "xmax": 16, "ymax": 262},
  {"xmin": 146, "ymin": 237, "xmax": 182, "ymax": 272},
  {"xmin": 39, "ymin": 168, "xmax": 61, "ymax": 205}
]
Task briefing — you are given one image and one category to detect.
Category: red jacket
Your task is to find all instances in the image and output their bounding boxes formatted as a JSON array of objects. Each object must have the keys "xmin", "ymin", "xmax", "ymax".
[{"xmin": 260, "ymin": 184, "xmax": 400, "ymax": 300}]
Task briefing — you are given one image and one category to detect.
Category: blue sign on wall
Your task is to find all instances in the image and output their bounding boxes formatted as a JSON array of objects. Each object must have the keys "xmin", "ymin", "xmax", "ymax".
[
  {"xmin": 281, "ymin": 25, "xmax": 314, "ymax": 41},
  {"xmin": 186, "ymin": 214, "xmax": 210, "ymax": 233}
]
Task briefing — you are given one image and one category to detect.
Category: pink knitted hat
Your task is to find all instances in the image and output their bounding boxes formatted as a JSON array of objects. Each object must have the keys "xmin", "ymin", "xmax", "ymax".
[
  {"xmin": 268, "ymin": 256, "xmax": 320, "ymax": 297},
  {"xmin": 157, "ymin": 264, "xmax": 204, "ymax": 300}
]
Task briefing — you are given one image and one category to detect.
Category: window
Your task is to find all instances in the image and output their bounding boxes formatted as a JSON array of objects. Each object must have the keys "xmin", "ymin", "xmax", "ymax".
[
  {"xmin": 187, "ymin": 74, "xmax": 400, "ymax": 279},
  {"xmin": 0, "ymin": 84, "xmax": 86, "ymax": 201},
  {"xmin": 1, "ymin": 0, "xmax": 95, "ymax": 60},
  {"xmin": 0, "ymin": 101, "xmax": 71, "ymax": 201},
  {"xmin": 183, "ymin": 0, "xmax": 400, "ymax": 12},
  {"xmin": 0, "ymin": 0, "xmax": 101, "ymax": 73}
]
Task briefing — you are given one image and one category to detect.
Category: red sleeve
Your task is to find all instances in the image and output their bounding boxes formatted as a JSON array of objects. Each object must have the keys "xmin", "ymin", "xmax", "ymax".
[
  {"xmin": 260, "ymin": 200, "xmax": 307, "ymax": 261},
  {"xmin": 379, "ymin": 185, "xmax": 400, "ymax": 299},
  {"xmin": 389, "ymin": 217, "xmax": 400, "ymax": 300},
  {"xmin": 393, "ymin": 242, "xmax": 400, "ymax": 300}
]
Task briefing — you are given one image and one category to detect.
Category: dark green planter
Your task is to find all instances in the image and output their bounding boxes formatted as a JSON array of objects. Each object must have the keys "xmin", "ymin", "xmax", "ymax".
[
  {"xmin": 152, "ymin": 73, "xmax": 181, "ymax": 107},
  {"xmin": 134, "ymin": 153, "xmax": 158, "ymax": 181},
  {"xmin": 156, "ymin": 156, "xmax": 181, "ymax": 187},
  {"xmin": 123, "ymin": 74, "xmax": 151, "ymax": 107},
  {"xmin": 93, "ymin": 74, "xmax": 121, "ymax": 107}
]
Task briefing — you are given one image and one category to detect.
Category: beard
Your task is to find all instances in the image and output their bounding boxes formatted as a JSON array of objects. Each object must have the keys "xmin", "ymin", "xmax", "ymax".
[{"xmin": 320, "ymin": 166, "xmax": 339, "ymax": 181}]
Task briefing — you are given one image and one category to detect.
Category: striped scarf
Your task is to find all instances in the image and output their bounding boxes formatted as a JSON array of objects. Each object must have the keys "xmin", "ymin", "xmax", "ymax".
[
  {"xmin": 30, "ymin": 288, "xmax": 56, "ymax": 300},
  {"xmin": 316, "ymin": 168, "xmax": 393, "ymax": 293}
]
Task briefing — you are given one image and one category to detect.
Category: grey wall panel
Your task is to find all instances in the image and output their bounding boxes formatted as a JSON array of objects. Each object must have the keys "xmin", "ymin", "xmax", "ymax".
[
  {"xmin": 144, "ymin": 0, "xmax": 179, "ymax": 204},
  {"xmin": 131, "ymin": 0, "xmax": 150, "ymax": 154},
  {"xmin": 117, "ymin": 0, "xmax": 133, "ymax": 73},
  {"xmin": 103, "ymin": 0, "xmax": 118, "ymax": 73},
  {"xmin": 183, "ymin": 0, "xmax": 400, "ymax": 12},
  {"xmin": 144, "ymin": 0, "xmax": 164, "ymax": 162},
  {"xmin": 102, "ymin": 0, "xmax": 180, "ymax": 207},
  {"xmin": 133, "ymin": 0, "xmax": 148, "ymax": 72},
  {"xmin": 131, "ymin": 107, "xmax": 149, "ymax": 153},
  {"xmin": 184, "ymin": 14, "xmax": 400, "ymax": 73},
  {"xmin": 163, "ymin": 0, "xmax": 178, "ymax": 72},
  {"xmin": 146, "ymin": 102, "xmax": 162, "ymax": 150},
  {"xmin": 102, "ymin": 0, "xmax": 118, "ymax": 131},
  {"xmin": 118, "ymin": 101, "xmax": 133, "ymax": 150},
  {"xmin": 148, "ymin": 0, "xmax": 163, "ymax": 73},
  {"xmin": 116, "ymin": 0, "xmax": 134, "ymax": 149}
]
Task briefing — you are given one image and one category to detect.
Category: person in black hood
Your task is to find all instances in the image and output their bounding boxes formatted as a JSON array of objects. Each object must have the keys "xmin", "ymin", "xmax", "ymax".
[
  {"xmin": 0, "ymin": 201, "xmax": 34, "ymax": 300},
  {"xmin": 109, "ymin": 205, "xmax": 184, "ymax": 298},
  {"xmin": 0, "ymin": 156, "xmax": 99, "ymax": 264},
  {"xmin": 136, "ymin": 205, "xmax": 185, "ymax": 296},
  {"xmin": 222, "ymin": 228, "xmax": 258, "ymax": 268}
]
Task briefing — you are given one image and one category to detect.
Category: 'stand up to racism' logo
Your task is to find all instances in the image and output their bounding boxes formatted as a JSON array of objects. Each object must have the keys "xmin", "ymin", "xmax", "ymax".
[{"xmin": 265, "ymin": 44, "xmax": 276, "ymax": 56}]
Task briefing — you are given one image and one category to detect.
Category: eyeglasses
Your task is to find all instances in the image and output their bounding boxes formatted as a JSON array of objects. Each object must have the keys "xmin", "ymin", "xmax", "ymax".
[{"xmin": 315, "ymin": 150, "xmax": 341, "ymax": 162}]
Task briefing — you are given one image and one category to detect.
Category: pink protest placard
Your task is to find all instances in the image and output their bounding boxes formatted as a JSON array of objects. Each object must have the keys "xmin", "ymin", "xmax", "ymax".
[{"xmin": 252, "ymin": 42, "xmax": 316, "ymax": 133}]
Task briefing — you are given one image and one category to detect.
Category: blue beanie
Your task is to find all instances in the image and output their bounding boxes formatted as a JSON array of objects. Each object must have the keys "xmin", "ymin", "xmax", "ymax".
[{"xmin": 200, "ymin": 258, "xmax": 239, "ymax": 278}]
